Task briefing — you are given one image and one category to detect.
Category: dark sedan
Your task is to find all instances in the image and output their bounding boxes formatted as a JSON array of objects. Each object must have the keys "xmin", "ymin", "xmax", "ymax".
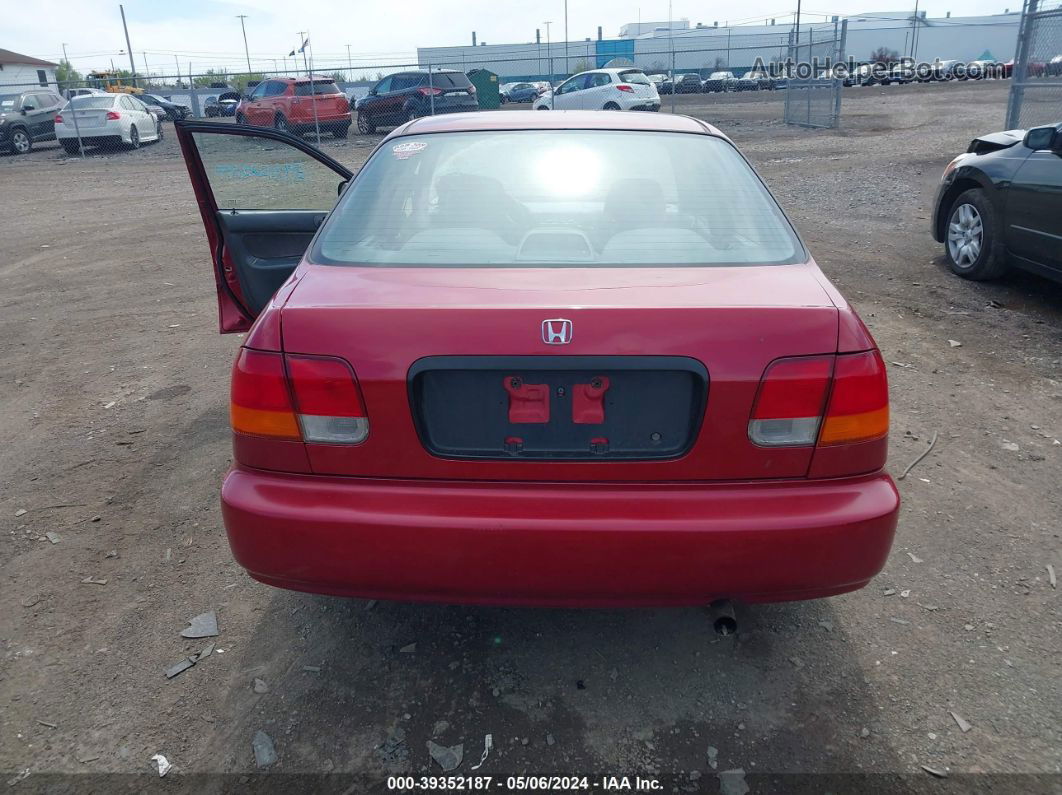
[
  {"xmin": 140, "ymin": 94, "xmax": 191, "ymax": 121},
  {"xmin": 931, "ymin": 122, "xmax": 1062, "ymax": 283}
]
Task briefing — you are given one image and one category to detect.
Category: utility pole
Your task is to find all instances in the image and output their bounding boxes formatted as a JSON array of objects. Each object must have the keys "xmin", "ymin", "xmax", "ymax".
[
  {"xmin": 794, "ymin": 0, "xmax": 802, "ymax": 62},
  {"xmin": 143, "ymin": 51, "xmax": 149, "ymax": 78},
  {"xmin": 119, "ymin": 4, "xmax": 138, "ymax": 87},
  {"xmin": 346, "ymin": 44, "xmax": 353, "ymax": 81},
  {"xmin": 174, "ymin": 55, "xmax": 180, "ymax": 85},
  {"xmin": 237, "ymin": 15, "xmax": 252, "ymax": 75},
  {"xmin": 60, "ymin": 43, "xmax": 70, "ymax": 91},
  {"xmin": 564, "ymin": 0, "xmax": 569, "ymax": 76}
]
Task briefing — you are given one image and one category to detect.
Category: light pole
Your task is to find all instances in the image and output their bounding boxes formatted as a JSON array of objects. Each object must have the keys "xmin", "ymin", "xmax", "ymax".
[
  {"xmin": 346, "ymin": 44, "xmax": 353, "ymax": 81},
  {"xmin": 544, "ymin": 21, "xmax": 553, "ymax": 80},
  {"xmin": 237, "ymin": 15, "xmax": 252, "ymax": 75},
  {"xmin": 563, "ymin": 0, "xmax": 569, "ymax": 76}
]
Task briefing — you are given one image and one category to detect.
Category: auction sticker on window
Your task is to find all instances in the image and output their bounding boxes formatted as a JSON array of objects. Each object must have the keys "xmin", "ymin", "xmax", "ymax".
[{"xmin": 393, "ymin": 141, "xmax": 428, "ymax": 159}]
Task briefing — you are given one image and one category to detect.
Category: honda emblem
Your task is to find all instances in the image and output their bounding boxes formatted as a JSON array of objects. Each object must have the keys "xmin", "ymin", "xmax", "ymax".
[{"xmin": 541, "ymin": 318, "xmax": 573, "ymax": 345}]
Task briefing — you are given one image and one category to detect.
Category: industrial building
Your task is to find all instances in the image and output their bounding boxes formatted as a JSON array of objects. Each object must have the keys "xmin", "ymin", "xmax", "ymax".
[{"xmin": 417, "ymin": 10, "xmax": 1023, "ymax": 81}]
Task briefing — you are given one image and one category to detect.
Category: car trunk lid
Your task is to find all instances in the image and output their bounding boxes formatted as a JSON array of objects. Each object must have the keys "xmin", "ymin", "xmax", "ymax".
[{"xmin": 279, "ymin": 262, "xmax": 840, "ymax": 481}]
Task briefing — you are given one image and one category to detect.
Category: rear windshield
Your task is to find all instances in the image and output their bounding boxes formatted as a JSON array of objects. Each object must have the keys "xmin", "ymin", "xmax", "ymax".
[
  {"xmin": 313, "ymin": 130, "xmax": 802, "ymax": 267},
  {"xmin": 428, "ymin": 72, "xmax": 472, "ymax": 88},
  {"xmin": 0, "ymin": 94, "xmax": 18, "ymax": 110},
  {"xmin": 295, "ymin": 81, "xmax": 340, "ymax": 96},
  {"xmin": 619, "ymin": 70, "xmax": 651, "ymax": 85},
  {"xmin": 67, "ymin": 96, "xmax": 116, "ymax": 109}
]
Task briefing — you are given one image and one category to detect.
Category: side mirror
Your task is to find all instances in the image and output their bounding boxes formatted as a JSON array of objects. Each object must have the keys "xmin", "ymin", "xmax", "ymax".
[
  {"xmin": 1023, "ymin": 126, "xmax": 1057, "ymax": 151},
  {"xmin": 338, "ymin": 180, "xmax": 350, "ymax": 196},
  {"xmin": 22, "ymin": 105, "xmax": 35, "ymax": 113}
]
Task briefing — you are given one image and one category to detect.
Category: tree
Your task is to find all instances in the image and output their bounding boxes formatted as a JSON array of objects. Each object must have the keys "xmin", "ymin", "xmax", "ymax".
[
  {"xmin": 233, "ymin": 72, "xmax": 265, "ymax": 92},
  {"xmin": 714, "ymin": 56, "xmax": 728, "ymax": 69},
  {"xmin": 570, "ymin": 59, "xmax": 592, "ymax": 74},
  {"xmin": 329, "ymin": 71, "xmax": 347, "ymax": 84},
  {"xmin": 870, "ymin": 47, "xmax": 899, "ymax": 65},
  {"xmin": 56, "ymin": 59, "xmax": 82, "ymax": 86},
  {"xmin": 193, "ymin": 68, "xmax": 229, "ymax": 88}
]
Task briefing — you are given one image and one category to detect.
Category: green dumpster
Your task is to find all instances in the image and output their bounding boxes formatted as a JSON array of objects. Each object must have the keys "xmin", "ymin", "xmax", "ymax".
[{"xmin": 467, "ymin": 69, "xmax": 500, "ymax": 110}]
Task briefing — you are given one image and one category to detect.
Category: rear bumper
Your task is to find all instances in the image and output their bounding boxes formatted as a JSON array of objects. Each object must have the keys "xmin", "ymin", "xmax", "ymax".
[{"xmin": 221, "ymin": 469, "xmax": 899, "ymax": 607}]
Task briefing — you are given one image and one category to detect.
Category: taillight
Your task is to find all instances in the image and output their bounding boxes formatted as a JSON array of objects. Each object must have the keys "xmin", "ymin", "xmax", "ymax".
[
  {"xmin": 749, "ymin": 350, "xmax": 889, "ymax": 449},
  {"xmin": 749, "ymin": 356, "xmax": 832, "ymax": 446},
  {"xmin": 418, "ymin": 86, "xmax": 444, "ymax": 96},
  {"xmin": 106, "ymin": 110, "xmax": 121, "ymax": 120},
  {"xmin": 230, "ymin": 349, "xmax": 300, "ymax": 440},
  {"xmin": 617, "ymin": 84, "xmax": 635, "ymax": 92},
  {"xmin": 287, "ymin": 354, "xmax": 369, "ymax": 444},
  {"xmin": 819, "ymin": 350, "xmax": 889, "ymax": 446},
  {"xmin": 54, "ymin": 113, "xmax": 63, "ymax": 123},
  {"xmin": 230, "ymin": 350, "xmax": 369, "ymax": 444}
]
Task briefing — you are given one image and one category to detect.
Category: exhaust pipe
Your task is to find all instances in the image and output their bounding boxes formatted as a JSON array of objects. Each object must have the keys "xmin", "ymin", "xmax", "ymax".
[{"xmin": 708, "ymin": 599, "xmax": 737, "ymax": 635}]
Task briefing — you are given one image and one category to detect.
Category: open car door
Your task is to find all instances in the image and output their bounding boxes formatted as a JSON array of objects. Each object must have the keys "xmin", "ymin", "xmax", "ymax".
[{"xmin": 175, "ymin": 121, "xmax": 353, "ymax": 332}]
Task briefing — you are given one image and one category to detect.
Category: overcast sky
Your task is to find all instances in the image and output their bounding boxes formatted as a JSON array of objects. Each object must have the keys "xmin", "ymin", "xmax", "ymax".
[{"xmin": 10, "ymin": 0, "xmax": 1016, "ymax": 77}]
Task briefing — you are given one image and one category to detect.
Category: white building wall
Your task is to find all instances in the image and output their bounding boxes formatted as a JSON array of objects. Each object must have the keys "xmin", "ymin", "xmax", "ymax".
[
  {"xmin": 0, "ymin": 62, "xmax": 58, "ymax": 90},
  {"xmin": 418, "ymin": 12, "xmax": 1022, "ymax": 79}
]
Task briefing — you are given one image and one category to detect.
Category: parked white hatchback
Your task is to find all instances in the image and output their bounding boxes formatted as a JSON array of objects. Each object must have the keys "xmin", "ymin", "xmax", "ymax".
[
  {"xmin": 55, "ymin": 93, "xmax": 161, "ymax": 154},
  {"xmin": 533, "ymin": 68, "xmax": 660, "ymax": 111}
]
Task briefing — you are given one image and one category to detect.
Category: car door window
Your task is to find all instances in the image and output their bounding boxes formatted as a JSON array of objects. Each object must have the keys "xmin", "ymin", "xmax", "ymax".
[
  {"xmin": 191, "ymin": 130, "xmax": 350, "ymax": 210},
  {"xmin": 557, "ymin": 75, "xmax": 588, "ymax": 94},
  {"xmin": 265, "ymin": 81, "xmax": 287, "ymax": 97},
  {"xmin": 373, "ymin": 76, "xmax": 393, "ymax": 94},
  {"xmin": 249, "ymin": 83, "xmax": 267, "ymax": 100},
  {"xmin": 589, "ymin": 73, "xmax": 612, "ymax": 88}
]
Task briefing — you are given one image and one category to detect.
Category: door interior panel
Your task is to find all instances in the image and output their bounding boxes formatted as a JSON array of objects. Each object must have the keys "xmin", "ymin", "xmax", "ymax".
[{"xmin": 215, "ymin": 210, "xmax": 323, "ymax": 315}]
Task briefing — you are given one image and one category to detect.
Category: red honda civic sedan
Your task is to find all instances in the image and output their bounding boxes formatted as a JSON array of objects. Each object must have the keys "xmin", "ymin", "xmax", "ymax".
[{"xmin": 175, "ymin": 111, "xmax": 898, "ymax": 607}]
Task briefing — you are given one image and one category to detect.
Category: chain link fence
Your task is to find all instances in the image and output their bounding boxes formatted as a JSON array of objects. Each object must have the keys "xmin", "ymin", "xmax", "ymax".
[
  {"xmin": 784, "ymin": 21, "xmax": 848, "ymax": 128},
  {"xmin": 1006, "ymin": 0, "xmax": 1062, "ymax": 128}
]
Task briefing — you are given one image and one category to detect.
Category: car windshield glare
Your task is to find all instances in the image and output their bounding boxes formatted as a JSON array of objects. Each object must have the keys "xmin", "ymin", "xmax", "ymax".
[{"xmin": 313, "ymin": 130, "xmax": 803, "ymax": 268}]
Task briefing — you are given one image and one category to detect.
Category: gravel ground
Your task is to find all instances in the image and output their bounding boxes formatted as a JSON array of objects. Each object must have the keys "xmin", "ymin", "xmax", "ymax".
[{"xmin": 1, "ymin": 79, "xmax": 1059, "ymax": 792}]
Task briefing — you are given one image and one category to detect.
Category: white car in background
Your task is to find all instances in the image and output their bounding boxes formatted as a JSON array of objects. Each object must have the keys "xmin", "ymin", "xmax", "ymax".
[
  {"xmin": 534, "ymin": 68, "xmax": 660, "ymax": 111},
  {"xmin": 55, "ymin": 93, "xmax": 161, "ymax": 154}
]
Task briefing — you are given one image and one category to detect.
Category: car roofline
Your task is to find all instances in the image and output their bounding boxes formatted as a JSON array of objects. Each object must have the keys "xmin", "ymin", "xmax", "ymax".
[{"xmin": 384, "ymin": 110, "xmax": 727, "ymax": 141}]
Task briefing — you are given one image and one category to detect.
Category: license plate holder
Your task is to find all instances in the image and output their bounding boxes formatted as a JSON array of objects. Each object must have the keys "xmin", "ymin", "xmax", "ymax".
[{"xmin": 410, "ymin": 356, "xmax": 708, "ymax": 460}]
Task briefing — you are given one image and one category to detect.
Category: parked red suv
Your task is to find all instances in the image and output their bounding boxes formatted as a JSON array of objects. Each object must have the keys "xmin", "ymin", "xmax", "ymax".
[
  {"xmin": 174, "ymin": 111, "xmax": 898, "ymax": 607},
  {"xmin": 236, "ymin": 75, "xmax": 351, "ymax": 138}
]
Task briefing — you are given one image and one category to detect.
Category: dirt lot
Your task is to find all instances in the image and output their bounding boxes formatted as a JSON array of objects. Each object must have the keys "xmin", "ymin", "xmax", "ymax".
[{"xmin": 1, "ymin": 80, "xmax": 1059, "ymax": 792}]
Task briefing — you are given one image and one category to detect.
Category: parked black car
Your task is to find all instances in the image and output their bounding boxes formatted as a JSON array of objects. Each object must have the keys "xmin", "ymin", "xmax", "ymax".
[
  {"xmin": 674, "ymin": 73, "xmax": 704, "ymax": 94},
  {"xmin": 356, "ymin": 70, "xmax": 478, "ymax": 134},
  {"xmin": 204, "ymin": 91, "xmax": 241, "ymax": 117},
  {"xmin": 931, "ymin": 122, "xmax": 1062, "ymax": 283},
  {"xmin": 139, "ymin": 93, "xmax": 191, "ymax": 121},
  {"xmin": 0, "ymin": 89, "xmax": 64, "ymax": 154}
]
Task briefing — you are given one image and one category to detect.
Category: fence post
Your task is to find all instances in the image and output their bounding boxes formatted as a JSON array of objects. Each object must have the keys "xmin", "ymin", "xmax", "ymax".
[
  {"xmin": 429, "ymin": 62, "xmax": 436, "ymax": 115},
  {"xmin": 806, "ymin": 27, "xmax": 813, "ymax": 124},
  {"xmin": 1006, "ymin": 0, "xmax": 1038, "ymax": 129},
  {"xmin": 835, "ymin": 19, "xmax": 848, "ymax": 127}
]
